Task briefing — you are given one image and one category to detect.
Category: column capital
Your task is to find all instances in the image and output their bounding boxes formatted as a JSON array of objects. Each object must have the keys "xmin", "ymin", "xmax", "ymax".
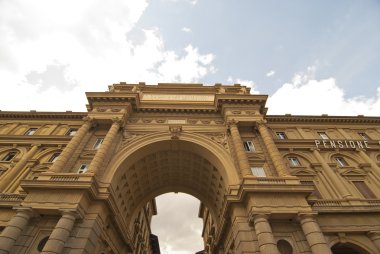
[
  {"xmin": 297, "ymin": 212, "xmax": 318, "ymax": 222},
  {"xmin": 13, "ymin": 206, "xmax": 35, "ymax": 217},
  {"xmin": 59, "ymin": 209, "xmax": 82, "ymax": 219},
  {"xmin": 227, "ymin": 119, "xmax": 238, "ymax": 128},
  {"xmin": 112, "ymin": 116, "xmax": 124, "ymax": 126},
  {"xmin": 82, "ymin": 116, "xmax": 97, "ymax": 128},
  {"xmin": 255, "ymin": 119, "xmax": 267, "ymax": 126},
  {"xmin": 249, "ymin": 212, "xmax": 271, "ymax": 224},
  {"xmin": 82, "ymin": 116, "xmax": 93, "ymax": 123},
  {"xmin": 30, "ymin": 143, "xmax": 42, "ymax": 148}
]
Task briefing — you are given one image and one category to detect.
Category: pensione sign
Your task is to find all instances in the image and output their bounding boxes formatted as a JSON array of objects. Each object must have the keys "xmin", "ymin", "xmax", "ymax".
[{"xmin": 314, "ymin": 140, "xmax": 380, "ymax": 149}]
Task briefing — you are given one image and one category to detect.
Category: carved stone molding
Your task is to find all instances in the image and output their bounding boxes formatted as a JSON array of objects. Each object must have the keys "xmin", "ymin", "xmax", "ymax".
[
  {"xmin": 96, "ymin": 108, "xmax": 107, "ymax": 112},
  {"xmin": 245, "ymin": 110, "xmax": 256, "ymax": 115},
  {"xmin": 127, "ymin": 118, "xmax": 138, "ymax": 123}
]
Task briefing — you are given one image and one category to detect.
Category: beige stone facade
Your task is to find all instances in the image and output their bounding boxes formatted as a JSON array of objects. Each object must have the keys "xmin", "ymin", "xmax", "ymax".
[{"xmin": 0, "ymin": 82, "xmax": 379, "ymax": 254}]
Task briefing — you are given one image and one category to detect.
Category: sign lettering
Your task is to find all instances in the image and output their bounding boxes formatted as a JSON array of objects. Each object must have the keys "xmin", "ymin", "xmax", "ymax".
[{"xmin": 314, "ymin": 140, "xmax": 380, "ymax": 149}]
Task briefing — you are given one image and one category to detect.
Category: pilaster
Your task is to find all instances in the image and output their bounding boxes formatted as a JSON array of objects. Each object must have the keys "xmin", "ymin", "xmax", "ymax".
[
  {"xmin": 0, "ymin": 208, "xmax": 34, "ymax": 254},
  {"xmin": 88, "ymin": 117, "xmax": 122, "ymax": 175},
  {"xmin": 41, "ymin": 210, "xmax": 78, "ymax": 254},
  {"xmin": 50, "ymin": 117, "xmax": 94, "ymax": 173},
  {"xmin": 0, "ymin": 144, "xmax": 40, "ymax": 192},
  {"xmin": 368, "ymin": 231, "xmax": 380, "ymax": 252},
  {"xmin": 250, "ymin": 213, "xmax": 279, "ymax": 254},
  {"xmin": 228, "ymin": 121, "xmax": 251, "ymax": 177},
  {"xmin": 256, "ymin": 121, "xmax": 289, "ymax": 177},
  {"xmin": 298, "ymin": 213, "xmax": 332, "ymax": 254},
  {"xmin": 311, "ymin": 148, "xmax": 351, "ymax": 198}
]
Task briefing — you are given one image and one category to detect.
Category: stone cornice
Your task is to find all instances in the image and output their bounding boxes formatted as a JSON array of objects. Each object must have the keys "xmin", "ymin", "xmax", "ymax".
[
  {"xmin": 86, "ymin": 84, "xmax": 269, "ymax": 114},
  {"xmin": 0, "ymin": 111, "xmax": 87, "ymax": 120},
  {"xmin": 266, "ymin": 115, "xmax": 380, "ymax": 124}
]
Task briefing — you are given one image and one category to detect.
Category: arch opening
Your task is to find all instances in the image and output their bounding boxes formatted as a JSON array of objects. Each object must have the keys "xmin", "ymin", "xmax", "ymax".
[
  {"xmin": 331, "ymin": 242, "xmax": 371, "ymax": 254},
  {"xmin": 150, "ymin": 193, "xmax": 204, "ymax": 253},
  {"xmin": 108, "ymin": 139, "xmax": 233, "ymax": 242}
]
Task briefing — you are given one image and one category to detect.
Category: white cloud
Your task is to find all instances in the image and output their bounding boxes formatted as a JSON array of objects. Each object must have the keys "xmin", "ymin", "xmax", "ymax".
[
  {"xmin": 266, "ymin": 70, "xmax": 275, "ymax": 77},
  {"xmin": 182, "ymin": 27, "xmax": 191, "ymax": 33},
  {"xmin": 267, "ymin": 67, "xmax": 380, "ymax": 116},
  {"xmin": 0, "ymin": 1, "xmax": 215, "ymax": 112},
  {"xmin": 227, "ymin": 76, "xmax": 260, "ymax": 94},
  {"xmin": 164, "ymin": 0, "xmax": 198, "ymax": 5}
]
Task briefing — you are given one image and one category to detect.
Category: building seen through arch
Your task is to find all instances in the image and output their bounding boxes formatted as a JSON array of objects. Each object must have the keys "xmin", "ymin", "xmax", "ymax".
[{"xmin": 0, "ymin": 82, "xmax": 380, "ymax": 253}]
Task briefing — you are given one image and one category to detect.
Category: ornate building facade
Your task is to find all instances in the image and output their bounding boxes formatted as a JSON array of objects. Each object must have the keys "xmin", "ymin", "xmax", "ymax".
[{"xmin": 0, "ymin": 83, "xmax": 380, "ymax": 254}]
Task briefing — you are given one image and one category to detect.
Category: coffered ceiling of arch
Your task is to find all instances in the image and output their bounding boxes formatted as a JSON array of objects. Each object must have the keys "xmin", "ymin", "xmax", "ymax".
[{"xmin": 112, "ymin": 149, "xmax": 227, "ymax": 225}]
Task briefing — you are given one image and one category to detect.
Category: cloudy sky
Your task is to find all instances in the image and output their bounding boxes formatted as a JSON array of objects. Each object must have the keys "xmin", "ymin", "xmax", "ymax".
[{"xmin": 1, "ymin": 0, "xmax": 380, "ymax": 253}]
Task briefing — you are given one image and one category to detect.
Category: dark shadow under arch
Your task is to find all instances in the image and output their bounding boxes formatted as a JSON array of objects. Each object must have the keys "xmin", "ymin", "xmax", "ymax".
[{"xmin": 332, "ymin": 242, "xmax": 371, "ymax": 254}]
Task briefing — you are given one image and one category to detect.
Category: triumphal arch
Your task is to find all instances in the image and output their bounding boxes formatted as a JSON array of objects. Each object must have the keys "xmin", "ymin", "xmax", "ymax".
[{"xmin": 1, "ymin": 83, "xmax": 380, "ymax": 254}]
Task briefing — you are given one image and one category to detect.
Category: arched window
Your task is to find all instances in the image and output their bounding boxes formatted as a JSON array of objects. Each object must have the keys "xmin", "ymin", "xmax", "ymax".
[{"xmin": 2, "ymin": 151, "xmax": 17, "ymax": 161}]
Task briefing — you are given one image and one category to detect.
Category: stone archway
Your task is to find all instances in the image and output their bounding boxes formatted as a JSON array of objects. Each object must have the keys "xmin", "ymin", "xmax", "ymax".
[{"xmin": 101, "ymin": 132, "xmax": 240, "ymax": 249}]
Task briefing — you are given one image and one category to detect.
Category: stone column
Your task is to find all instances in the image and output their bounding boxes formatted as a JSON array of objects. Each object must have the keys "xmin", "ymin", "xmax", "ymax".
[
  {"xmin": 0, "ymin": 208, "xmax": 33, "ymax": 254},
  {"xmin": 228, "ymin": 121, "xmax": 251, "ymax": 176},
  {"xmin": 312, "ymin": 149, "xmax": 351, "ymax": 198},
  {"xmin": 50, "ymin": 117, "xmax": 94, "ymax": 173},
  {"xmin": 298, "ymin": 213, "xmax": 332, "ymax": 254},
  {"xmin": 41, "ymin": 211, "xmax": 77, "ymax": 254},
  {"xmin": 0, "ymin": 144, "xmax": 40, "ymax": 192},
  {"xmin": 88, "ymin": 118, "xmax": 122, "ymax": 174},
  {"xmin": 256, "ymin": 121, "xmax": 289, "ymax": 177},
  {"xmin": 368, "ymin": 231, "xmax": 380, "ymax": 252},
  {"xmin": 251, "ymin": 214, "xmax": 279, "ymax": 254}
]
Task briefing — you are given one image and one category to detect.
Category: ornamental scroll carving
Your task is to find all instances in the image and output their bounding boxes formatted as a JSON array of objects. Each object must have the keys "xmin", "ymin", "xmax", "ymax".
[
  {"xmin": 204, "ymin": 132, "xmax": 229, "ymax": 150},
  {"xmin": 120, "ymin": 131, "xmax": 145, "ymax": 149}
]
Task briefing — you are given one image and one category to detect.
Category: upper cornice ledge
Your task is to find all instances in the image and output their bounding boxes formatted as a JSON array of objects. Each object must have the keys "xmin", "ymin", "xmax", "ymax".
[
  {"xmin": 0, "ymin": 111, "xmax": 87, "ymax": 120},
  {"xmin": 266, "ymin": 115, "xmax": 380, "ymax": 124}
]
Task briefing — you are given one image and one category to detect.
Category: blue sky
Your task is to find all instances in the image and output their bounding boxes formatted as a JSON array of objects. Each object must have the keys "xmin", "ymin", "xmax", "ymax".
[
  {"xmin": 1, "ymin": 1, "xmax": 380, "ymax": 253},
  {"xmin": 132, "ymin": 0, "xmax": 380, "ymax": 97},
  {"xmin": 1, "ymin": 0, "xmax": 379, "ymax": 115}
]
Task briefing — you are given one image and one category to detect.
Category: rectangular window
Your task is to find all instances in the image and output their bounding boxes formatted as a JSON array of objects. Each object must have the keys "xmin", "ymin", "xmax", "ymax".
[
  {"xmin": 66, "ymin": 128, "xmax": 78, "ymax": 136},
  {"xmin": 276, "ymin": 132, "xmax": 287, "ymax": 140},
  {"xmin": 288, "ymin": 157, "xmax": 301, "ymax": 167},
  {"xmin": 48, "ymin": 153, "xmax": 60, "ymax": 163},
  {"xmin": 2, "ymin": 151, "xmax": 17, "ymax": 161},
  {"xmin": 78, "ymin": 164, "xmax": 88, "ymax": 174},
  {"xmin": 93, "ymin": 138, "xmax": 104, "ymax": 150},
  {"xmin": 358, "ymin": 132, "xmax": 369, "ymax": 140},
  {"xmin": 352, "ymin": 181, "xmax": 377, "ymax": 199},
  {"xmin": 318, "ymin": 132, "xmax": 329, "ymax": 140},
  {"xmin": 243, "ymin": 141, "xmax": 255, "ymax": 152},
  {"xmin": 25, "ymin": 128, "xmax": 38, "ymax": 135},
  {"xmin": 335, "ymin": 157, "xmax": 348, "ymax": 167},
  {"xmin": 251, "ymin": 167, "xmax": 266, "ymax": 177}
]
